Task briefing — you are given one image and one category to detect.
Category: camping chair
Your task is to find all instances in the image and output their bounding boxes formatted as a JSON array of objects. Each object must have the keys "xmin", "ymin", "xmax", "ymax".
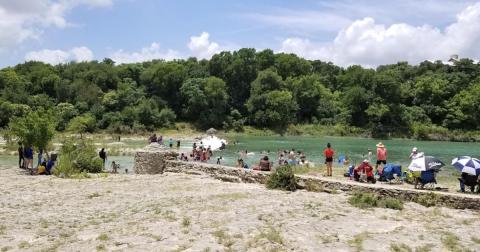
[
  {"xmin": 344, "ymin": 165, "xmax": 355, "ymax": 178},
  {"xmin": 415, "ymin": 170, "xmax": 437, "ymax": 189},
  {"xmin": 459, "ymin": 174, "xmax": 480, "ymax": 193},
  {"xmin": 379, "ymin": 164, "xmax": 403, "ymax": 184}
]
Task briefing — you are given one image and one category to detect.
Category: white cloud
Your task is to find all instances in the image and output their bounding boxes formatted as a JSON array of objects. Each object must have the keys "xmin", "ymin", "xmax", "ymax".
[
  {"xmin": 110, "ymin": 43, "xmax": 180, "ymax": 64},
  {"xmin": 280, "ymin": 3, "xmax": 480, "ymax": 67},
  {"xmin": 70, "ymin": 46, "xmax": 94, "ymax": 62},
  {"xmin": 248, "ymin": 0, "xmax": 475, "ymax": 36},
  {"xmin": 0, "ymin": 0, "xmax": 113, "ymax": 50},
  {"xmin": 25, "ymin": 46, "xmax": 94, "ymax": 65},
  {"xmin": 187, "ymin": 32, "xmax": 220, "ymax": 59},
  {"xmin": 246, "ymin": 11, "xmax": 352, "ymax": 34}
]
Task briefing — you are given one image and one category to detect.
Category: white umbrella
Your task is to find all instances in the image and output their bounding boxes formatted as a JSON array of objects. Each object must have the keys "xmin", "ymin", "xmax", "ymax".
[{"xmin": 408, "ymin": 156, "xmax": 445, "ymax": 172}]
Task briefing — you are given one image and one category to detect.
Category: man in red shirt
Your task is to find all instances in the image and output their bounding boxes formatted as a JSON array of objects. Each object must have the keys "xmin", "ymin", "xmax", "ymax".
[
  {"xmin": 323, "ymin": 143, "xmax": 334, "ymax": 176},
  {"xmin": 354, "ymin": 159, "xmax": 376, "ymax": 183}
]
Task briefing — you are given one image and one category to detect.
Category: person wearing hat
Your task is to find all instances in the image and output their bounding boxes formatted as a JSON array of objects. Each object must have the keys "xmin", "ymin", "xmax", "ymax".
[
  {"xmin": 354, "ymin": 159, "xmax": 376, "ymax": 183},
  {"xmin": 409, "ymin": 147, "xmax": 420, "ymax": 160},
  {"xmin": 375, "ymin": 142, "xmax": 387, "ymax": 171}
]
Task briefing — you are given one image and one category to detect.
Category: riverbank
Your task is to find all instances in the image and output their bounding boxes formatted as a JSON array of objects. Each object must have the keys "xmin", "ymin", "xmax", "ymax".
[{"xmin": 1, "ymin": 166, "xmax": 479, "ymax": 251}]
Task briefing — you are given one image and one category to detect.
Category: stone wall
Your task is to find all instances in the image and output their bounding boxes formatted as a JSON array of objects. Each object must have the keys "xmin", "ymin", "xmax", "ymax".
[
  {"xmin": 295, "ymin": 176, "xmax": 480, "ymax": 210},
  {"xmin": 165, "ymin": 160, "xmax": 269, "ymax": 184},
  {"xmin": 134, "ymin": 143, "xmax": 178, "ymax": 174},
  {"xmin": 134, "ymin": 147, "xmax": 480, "ymax": 210},
  {"xmin": 162, "ymin": 160, "xmax": 480, "ymax": 210}
]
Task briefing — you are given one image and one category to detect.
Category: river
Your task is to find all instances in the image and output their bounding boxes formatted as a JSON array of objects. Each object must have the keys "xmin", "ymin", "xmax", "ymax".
[{"xmin": 1, "ymin": 136, "xmax": 478, "ymax": 178}]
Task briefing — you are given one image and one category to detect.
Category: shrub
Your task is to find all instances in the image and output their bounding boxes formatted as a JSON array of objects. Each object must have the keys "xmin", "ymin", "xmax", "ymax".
[
  {"xmin": 53, "ymin": 153, "xmax": 79, "ymax": 178},
  {"xmin": 379, "ymin": 198, "xmax": 404, "ymax": 210},
  {"xmin": 414, "ymin": 193, "xmax": 440, "ymax": 207},
  {"xmin": 266, "ymin": 165, "xmax": 297, "ymax": 191},
  {"xmin": 348, "ymin": 192, "xmax": 404, "ymax": 210},
  {"xmin": 54, "ymin": 139, "xmax": 103, "ymax": 178}
]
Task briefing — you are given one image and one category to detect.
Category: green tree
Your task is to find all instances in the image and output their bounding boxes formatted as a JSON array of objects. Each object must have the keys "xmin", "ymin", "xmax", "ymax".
[
  {"xmin": 180, "ymin": 77, "xmax": 228, "ymax": 128},
  {"xmin": 289, "ymin": 74, "xmax": 336, "ymax": 123},
  {"xmin": 8, "ymin": 109, "xmax": 57, "ymax": 151},
  {"xmin": 274, "ymin": 53, "xmax": 312, "ymax": 79},
  {"xmin": 443, "ymin": 82, "xmax": 480, "ymax": 129},
  {"xmin": 140, "ymin": 62, "xmax": 186, "ymax": 113},
  {"xmin": 67, "ymin": 114, "xmax": 96, "ymax": 138},
  {"xmin": 247, "ymin": 70, "xmax": 298, "ymax": 134}
]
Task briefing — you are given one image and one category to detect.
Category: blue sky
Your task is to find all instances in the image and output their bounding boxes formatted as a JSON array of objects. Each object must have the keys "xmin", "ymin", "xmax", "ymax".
[{"xmin": 1, "ymin": 0, "xmax": 479, "ymax": 67}]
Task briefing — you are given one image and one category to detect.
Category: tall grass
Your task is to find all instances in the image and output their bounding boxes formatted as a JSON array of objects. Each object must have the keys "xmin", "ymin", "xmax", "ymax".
[{"xmin": 53, "ymin": 153, "xmax": 80, "ymax": 178}]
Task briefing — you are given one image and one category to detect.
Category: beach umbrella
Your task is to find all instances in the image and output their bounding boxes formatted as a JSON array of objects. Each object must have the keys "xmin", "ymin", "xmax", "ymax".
[
  {"xmin": 451, "ymin": 156, "xmax": 480, "ymax": 176},
  {"xmin": 408, "ymin": 156, "xmax": 445, "ymax": 172},
  {"xmin": 206, "ymin": 128, "xmax": 217, "ymax": 135}
]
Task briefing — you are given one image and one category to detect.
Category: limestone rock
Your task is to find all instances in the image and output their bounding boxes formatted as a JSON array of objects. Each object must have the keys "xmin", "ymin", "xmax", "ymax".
[{"xmin": 134, "ymin": 143, "xmax": 178, "ymax": 174}]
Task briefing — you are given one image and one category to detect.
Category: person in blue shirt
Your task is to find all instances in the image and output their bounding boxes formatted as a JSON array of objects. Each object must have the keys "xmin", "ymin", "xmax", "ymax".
[
  {"xmin": 25, "ymin": 145, "xmax": 34, "ymax": 169},
  {"xmin": 46, "ymin": 159, "xmax": 55, "ymax": 175},
  {"xmin": 37, "ymin": 149, "xmax": 43, "ymax": 167}
]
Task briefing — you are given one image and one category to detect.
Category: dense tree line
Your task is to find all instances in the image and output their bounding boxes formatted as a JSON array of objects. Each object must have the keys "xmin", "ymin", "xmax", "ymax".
[{"xmin": 1, "ymin": 48, "xmax": 480, "ymax": 136}]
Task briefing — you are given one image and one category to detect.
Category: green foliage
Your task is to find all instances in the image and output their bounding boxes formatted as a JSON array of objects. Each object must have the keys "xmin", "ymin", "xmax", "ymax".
[
  {"xmin": 54, "ymin": 139, "xmax": 103, "ymax": 177},
  {"xmin": 67, "ymin": 113, "xmax": 96, "ymax": 137},
  {"xmin": 8, "ymin": 108, "xmax": 56, "ymax": 151},
  {"xmin": 1, "ymin": 51, "xmax": 480, "ymax": 138},
  {"xmin": 348, "ymin": 192, "xmax": 403, "ymax": 210},
  {"xmin": 414, "ymin": 193, "xmax": 441, "ymax": 207},
  {"xmin": 390, "ymin": 243, "xmax": 412, "ymax": 252},
  {"xmin": 266, "ymin": 165, "xmax": 297, "ymax": 191}
]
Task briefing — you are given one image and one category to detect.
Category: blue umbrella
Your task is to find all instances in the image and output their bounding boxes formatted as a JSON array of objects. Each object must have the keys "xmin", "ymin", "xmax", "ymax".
[{"xmin": 451, "ymin": 156, "xmax": 480, "ymax": 176}]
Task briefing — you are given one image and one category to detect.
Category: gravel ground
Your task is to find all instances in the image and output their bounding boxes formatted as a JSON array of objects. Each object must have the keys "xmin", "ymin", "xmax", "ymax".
[{"xmin": 1, "ymin": 166, "xmax": 480, "ymax": 252}]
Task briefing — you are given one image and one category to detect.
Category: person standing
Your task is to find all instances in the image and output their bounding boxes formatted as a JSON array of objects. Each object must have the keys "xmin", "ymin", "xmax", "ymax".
[
  {"xmin": 375, "ymin": 142, "xmax": 387, "ymax": 171},
  {"xmin": 99, "ymin": 148, "xmax": 107, "ymax": 169},
  {"xmin": 169, "ymin": 138, "xmax": 173, "ymax": 148},
  {"xmin": 176, "ymin": 139, "xmax": 181, "ymax": 148},
  {"xmin": 25, "ymin": 145, "xmax": 34, "ymax": 169},
  {"xmin": 323, "ymin": 143, "xmax": 334, "ymax": 176},
  {"xmin": 18, "ymin": 142, "xmax": 24, "ymax": 169},
  {"xmin": 37, "ymin": 149, "xmax": 43, "ymax": 167}
]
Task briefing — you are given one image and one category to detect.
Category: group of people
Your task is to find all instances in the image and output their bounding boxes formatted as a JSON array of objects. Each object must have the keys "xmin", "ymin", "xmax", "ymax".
[
  {"xmin": 148, "ymin": 134, "xmax": 181, "ymax": 148},
  {"xmin": 18, "ymin": 142, "xmax": 56, "ymax": 175},
  {"xmin": 277, "ymin": 149, "xmax": 309, "ymax": 167},
  {"xmin": 188, "ymin": 142, "xmax": 213, "ymax": 162},
  {"xmin": 321, "ymin": 142, "xmax": 388, "ymax": 183}
]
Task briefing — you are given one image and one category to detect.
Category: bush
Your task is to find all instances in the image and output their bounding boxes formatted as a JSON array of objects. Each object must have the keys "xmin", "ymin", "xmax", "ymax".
[
  {"xmin": 54, "ymin": 139, "xmax": 103, "ymax": 177},
  {"xmin": 414, "ymin": 193, "xmax": 440, "ymax": 207},
  {"xmin": 348, "ymin": 192, "xmax": 403, "ymax": 210},
  {"xmin": 266, "ymin": 165, "xmax": 297, "ymax": 191},
  {"xmin": 53, "ymin": 152, "xmax": 79, "ymax": 178}
]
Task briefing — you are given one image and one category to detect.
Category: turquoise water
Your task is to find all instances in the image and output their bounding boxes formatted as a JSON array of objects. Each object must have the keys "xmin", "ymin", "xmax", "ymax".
[
  {"xmin": 213, "ymin": 136, "xmax": 479, "ymax": 171},
  {"xmin": 1, "ymin": 136, "xmax": 478, "ymax": 176}
]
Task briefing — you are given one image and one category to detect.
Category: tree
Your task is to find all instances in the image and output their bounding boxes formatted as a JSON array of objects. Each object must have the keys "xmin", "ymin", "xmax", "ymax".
[
  {"xmin": 8, "ymin": 109, "xmax": 57, "ymax": 151},
  {"xmin": 140, "ymin": 62, "xmax": 187, "ymax": 113},
  {"xmin": 247, "ymin": 70, "xmax": 298, "ymax": 134},
  {"xmin": 180, "ymin": 77, "xmax": 228, "ymax": 128},
  {"xmin": 67, "ymin": 114, "xmax": 96, "ymax": 138},
  {"xmin": 274, "ymin": 53, "xmax": 312, "ymax": 79},
  {"xmin": 443, "ymin": 82, "xmax": 480, "ymax": 130},
  {"xmin": 413, "ymin": 75, "xmax": 450, "ymax": 124},
  {"xmin": 289, "ymin": 74, "xmax": 336, "ymax": 123},
  {"xmin": 248, "ymin": 90, "xmax": 298, "ymax": 135}
]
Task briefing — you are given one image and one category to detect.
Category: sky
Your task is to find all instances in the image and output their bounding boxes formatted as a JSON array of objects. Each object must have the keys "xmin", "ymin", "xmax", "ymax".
[{"xmin": 1, "ymin": 0, "xmax": 480, "ymax": 67}]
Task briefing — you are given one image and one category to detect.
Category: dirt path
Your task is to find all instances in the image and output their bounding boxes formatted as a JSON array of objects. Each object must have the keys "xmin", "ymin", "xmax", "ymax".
[{"xmin": 0, "ymin": 166, "xmax": 479, "ymax": 251}]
